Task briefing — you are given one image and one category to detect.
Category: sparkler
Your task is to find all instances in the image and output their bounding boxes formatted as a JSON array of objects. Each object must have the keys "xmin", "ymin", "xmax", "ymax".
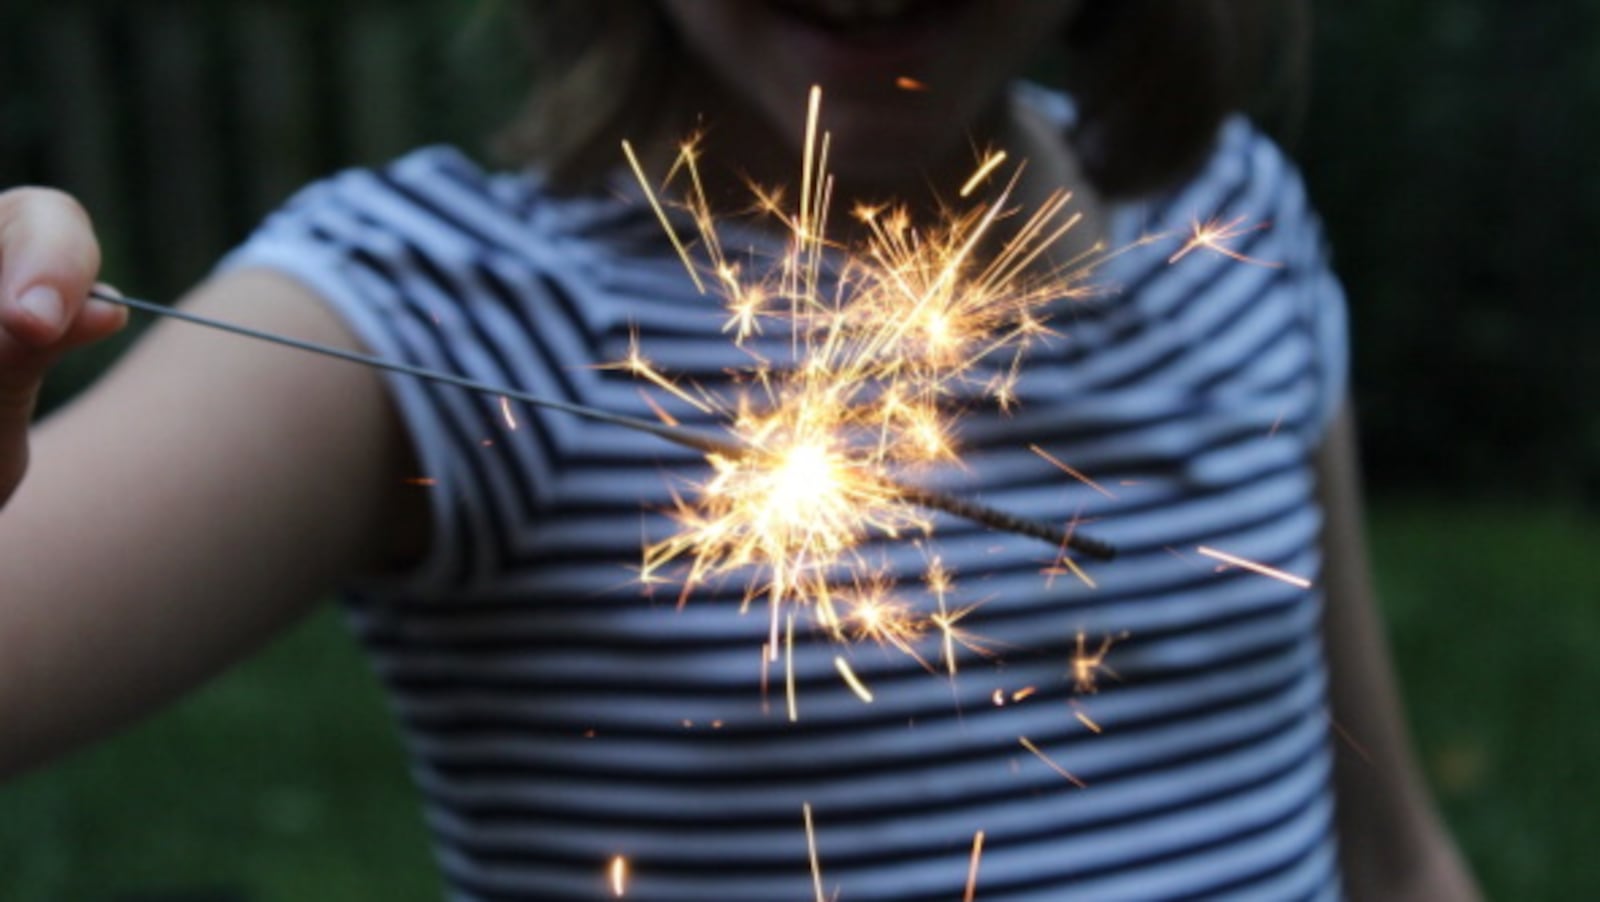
[
  {"xmin": 96, "ymin": 84, "xmax": 1270, "ymax": 735},
  {"xmin": 623, "ymin": 85, "xmax": 1122, "ymax": 675}
]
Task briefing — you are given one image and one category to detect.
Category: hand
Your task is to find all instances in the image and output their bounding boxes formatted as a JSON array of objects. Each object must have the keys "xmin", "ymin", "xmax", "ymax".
[{"xmin": 0, "ymin": 187, "xmax": 128, "ymax": 504}]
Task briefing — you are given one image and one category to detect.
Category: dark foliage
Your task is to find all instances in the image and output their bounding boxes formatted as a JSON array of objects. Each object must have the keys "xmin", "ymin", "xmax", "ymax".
[
  {"xmin": 3, "ymin": 1, "xmax": 1594, "ymax": 502},
  {"xmin": 1298, "ymin": 1, "xmax": 1599, "ymax": 502}
]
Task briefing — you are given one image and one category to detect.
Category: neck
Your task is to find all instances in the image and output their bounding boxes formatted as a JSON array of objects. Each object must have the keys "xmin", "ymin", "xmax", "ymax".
[{"xmin": 636, "ymin": 75, "xmax": 1106, "ymax": 258}]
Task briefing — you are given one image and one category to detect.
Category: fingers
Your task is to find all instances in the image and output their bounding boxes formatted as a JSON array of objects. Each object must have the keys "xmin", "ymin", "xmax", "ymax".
[
  {"xmin": 0, "ymin": 190, "xmax": 124, "ymax": 496},
  {"xmin": 57, "ymin": 287, "xmax": 131, "ymax": 353},
  {"xmin": 0, "ymin": 187, "xmax": 105, "ymax": 348}
]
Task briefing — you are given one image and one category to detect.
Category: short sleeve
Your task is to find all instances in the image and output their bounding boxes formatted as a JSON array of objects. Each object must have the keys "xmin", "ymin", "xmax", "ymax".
[{"xmin": 214, "ymin": 146, "xmax": 508, "ymax": 595}]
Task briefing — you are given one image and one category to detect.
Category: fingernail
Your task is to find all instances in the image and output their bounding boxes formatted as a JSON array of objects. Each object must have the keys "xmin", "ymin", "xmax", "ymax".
[
  {"xmin": 17, "ymin": 285, "xmax": 63, "ymax": 332},
  {"xmin": 83, "ymin": 296, "xmax": 131, "ymax": 330}
]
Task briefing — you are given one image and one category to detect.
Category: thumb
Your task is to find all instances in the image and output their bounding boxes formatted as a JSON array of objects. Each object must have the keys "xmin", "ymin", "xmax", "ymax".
[
  {"xmin": 0, "ymin": 186, "xmax": 103, "ymax": 349},
  {"xmin": 0, "ymin": 186, "xmax": 108, "ymax": 496}
]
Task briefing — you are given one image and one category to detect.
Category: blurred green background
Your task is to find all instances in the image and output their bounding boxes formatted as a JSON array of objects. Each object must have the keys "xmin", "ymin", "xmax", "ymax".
[{"xmin": 2, "ymin": 1, "xmax": 1596, "ymax": 899}]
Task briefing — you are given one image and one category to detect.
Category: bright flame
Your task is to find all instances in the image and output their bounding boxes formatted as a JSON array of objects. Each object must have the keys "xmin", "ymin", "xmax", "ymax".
[
  {"xmin": 626, "ymin": 90, "xmax": 1103, "ymax": 685},
  {"xmin": 623, "ymin": 86, "xmax": 1263, "ymax": 703}
]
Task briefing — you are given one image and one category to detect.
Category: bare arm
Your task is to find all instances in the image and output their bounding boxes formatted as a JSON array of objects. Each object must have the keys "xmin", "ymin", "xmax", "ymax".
[
  {"xmin": 1317, "ymin": 403, "xmax": 1481, "ymax": 900},
  {"xmin": 0, "ymin": 265, "xmax": 419, "ymax": 779}
]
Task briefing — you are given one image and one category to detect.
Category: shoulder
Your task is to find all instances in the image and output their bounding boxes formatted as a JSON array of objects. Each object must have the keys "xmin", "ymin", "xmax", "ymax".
[
  {"xmin": 250, "ymin": 146, "xmax": 545, "ymax": 261},
  {"xmin": 1139, "ymin": 117, "xmax": 1326, "ymax": 267},
  {"xmin": 1094, "ymin": 115, "xmax": 1336, "ymax": 324},
  {"xmin": 1132, "ymin": 117, "xmax": 1317, "ymax": 237}
]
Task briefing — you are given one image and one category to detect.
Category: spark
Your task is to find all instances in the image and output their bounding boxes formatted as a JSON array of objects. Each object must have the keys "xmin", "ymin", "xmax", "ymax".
[
  {"xmin": 1071, "ymin": 700, "xmax": 1103, "ymax": 734},
  {"xmin": 844, "ymin": 591, "xmax": 929, "ymax": 663},
  {"xmin": 804, "ymin": 803, "xmax": 827, "ymax": 902},
  {"xmin": 929, "ymin": 597, "xmax": 994, "ymax": 678},
  {"xmin": 621, "ymin": 139, "xmax": 706, "ymax": 293},
  {"xmin": 964, "ymin": 829, "xmax": 986, "ymax": 902},
  {"xmin": 1167, "ymin": 214, "xmax": 1281, "ymax": 268},
  {"xmin": 609, "ymin": 855, "xmax": 629, "ymax": 897},
  {"xmin": 833, "ymin": 655, "xmax": 875, "ymax": 703},
  {"xmin": 1195, "ymin": 545, "xmax": 1313, "ymax": 589},
  {"xmin": 499, "ymin": 395, "xmax": 518, "ymax": 430},
  {"xmin": 1018, "ymin": 736, "xmax": 1087, "ymax": 788},
  {"xmin": 895, "ymin": 75, "xmax": 929, "ymax": 91},
  {"xmin": 628, "ymin": 87, "xmax": 1109, "ymax": 693},
  {"xmin": 786, "ymin": 612, "xmax": 799, "ymax": 723},
  {"xmin": 760, "ymin": 642, "xmax": 772, "ymax": 715},
  {"xmin": 1043, "ymin": 528, "xmax": 1099, "ymax": 590},
  {"xmin": 1069, "ymin": 630, "xmax": 1122, "ymax": 695},
  {"xmin": 602, "ymin": 330, "xmax": 717, "ymax": 414},
  {"xmin": 959, "ymin": 150, "xmax": 1008, "ymax": 198},
  {"xmin": 401, "ymin": 476, "xmax": 436, "ymax": 486},
  {"xmin": 1030, "ymin": 444, "xmax": 1116, "ymax": 499}
]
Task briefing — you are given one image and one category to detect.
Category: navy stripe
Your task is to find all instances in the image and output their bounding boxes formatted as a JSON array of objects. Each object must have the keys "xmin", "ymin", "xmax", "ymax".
[{"xmin": 220, "ymin": 96, "xmax": 1348, "ymax": 900}]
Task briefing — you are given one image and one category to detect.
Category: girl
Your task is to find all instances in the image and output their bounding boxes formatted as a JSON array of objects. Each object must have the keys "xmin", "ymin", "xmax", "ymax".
[{"xmin": 0, "ymin": 1, "xmax": 1477, "ymax": 898}]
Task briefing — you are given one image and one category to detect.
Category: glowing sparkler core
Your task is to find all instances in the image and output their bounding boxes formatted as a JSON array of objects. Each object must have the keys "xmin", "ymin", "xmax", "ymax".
[{"xmin": 629, "ymin": 85, "xmax": 1107, "ymax": 678}]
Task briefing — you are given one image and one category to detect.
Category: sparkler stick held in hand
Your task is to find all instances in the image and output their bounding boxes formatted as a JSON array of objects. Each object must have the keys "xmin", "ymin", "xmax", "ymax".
[{"xmin": 94, "ymin": 288, "xmax": 1114, "ymax": 561}]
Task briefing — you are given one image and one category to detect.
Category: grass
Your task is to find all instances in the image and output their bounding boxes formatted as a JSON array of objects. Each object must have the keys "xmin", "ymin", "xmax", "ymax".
[
  {"xmin": 1371, "ymin": 500, "xmax": 1600, "ymax": 898},
  {"xmin": 1, "ymin": 499, "xmax": 1595, "ymax": 899},
  {"xmin": 0, "ymin": 610, "xmax": 439, "ymax": 901}
]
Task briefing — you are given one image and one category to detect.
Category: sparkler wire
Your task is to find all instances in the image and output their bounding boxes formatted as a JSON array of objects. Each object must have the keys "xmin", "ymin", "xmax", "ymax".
[{"xmin": 96, "ymin": 288, "xmax": 1115, "ymax": 560}]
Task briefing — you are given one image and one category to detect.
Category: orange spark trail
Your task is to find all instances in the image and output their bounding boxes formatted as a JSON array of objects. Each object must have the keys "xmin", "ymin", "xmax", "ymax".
[
  {"xmin": 804, "ymin": 803, "xmax": 827, "ymax": 902},
  {"xmin": 1030, "ymin": 444, "xmax": 1116, "ymax": 499},
  {"xmin": 833, "ymin": 655, "xmax": 875, "ymax": 703},
  {"xmin": 1071, "ymin": 701, "xmax": 1103, "ymax": 734},
  {"xmin": 1168, "ymin": 215, "xmax": 1281, "ymax": 268},
  {"xmin": 1018, "ymin": 736, "xmax": 1087, "ymax": 788},
  {"xmin": 786, "ymin": 613, "xmax": 799, "ymax": 723},
  {"xmin": 964, "ymin": 829, "xmax": 986, "ymax": 902},
  {"xmin": 1196, "ymin": 545, "xmax": 1313, "ymax": 589},
  {"xmin": 621, "ymin": 140, "xmax": 706, "ymax": 293},
  {"xmin": 960, "ymin": 150, "xmax": 1008, "ymax": 198}
]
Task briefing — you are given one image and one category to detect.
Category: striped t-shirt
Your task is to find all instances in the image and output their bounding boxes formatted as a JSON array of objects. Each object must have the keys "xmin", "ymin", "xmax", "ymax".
[{"xmin": 223, "ymin": 94, "xmax": 1348, "ymax": 901}]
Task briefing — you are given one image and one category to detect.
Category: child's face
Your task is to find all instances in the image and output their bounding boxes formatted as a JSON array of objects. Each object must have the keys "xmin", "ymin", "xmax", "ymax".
[{"xmin": 660, "ymin": 0, "xmax": 1084, "ymax": 192}]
